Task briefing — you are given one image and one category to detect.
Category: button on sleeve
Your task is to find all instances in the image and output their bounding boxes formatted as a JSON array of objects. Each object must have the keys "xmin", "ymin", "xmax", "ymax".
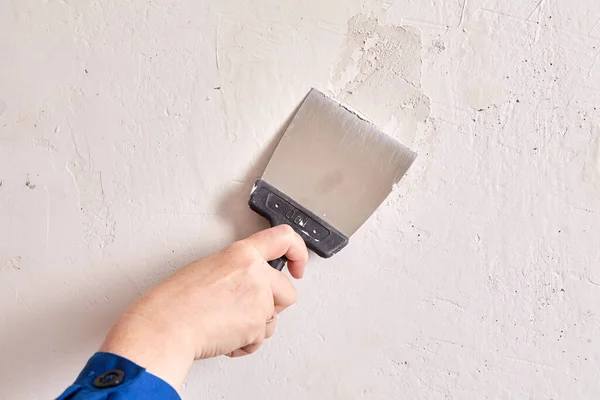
[{"xmin": 56, "ymin": 352, "xmax": 181, "ymax": 400}]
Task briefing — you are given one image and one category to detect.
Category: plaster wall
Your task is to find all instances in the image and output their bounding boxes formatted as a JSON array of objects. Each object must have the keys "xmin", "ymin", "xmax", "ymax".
[{"xmin": 1, "ymin": 0, "xmax": 600, "ymax": 398}]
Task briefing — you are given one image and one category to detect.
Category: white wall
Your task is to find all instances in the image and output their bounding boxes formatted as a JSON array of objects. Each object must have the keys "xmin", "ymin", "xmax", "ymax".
[{"xmin": 1, "ymin": 0, "xmax": 600, "ymax": 398}]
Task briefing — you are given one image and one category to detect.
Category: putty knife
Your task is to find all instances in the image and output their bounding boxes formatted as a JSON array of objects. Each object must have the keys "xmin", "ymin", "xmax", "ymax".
[{"xmin": 249, "ymin": 89, "xmax": 417, "ymax": 270}]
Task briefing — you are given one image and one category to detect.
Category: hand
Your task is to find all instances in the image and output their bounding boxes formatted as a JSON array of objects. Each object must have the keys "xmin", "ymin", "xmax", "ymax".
[{"xmin": 99, "ymin": 225, "xmax": 308, "ymax": 390}]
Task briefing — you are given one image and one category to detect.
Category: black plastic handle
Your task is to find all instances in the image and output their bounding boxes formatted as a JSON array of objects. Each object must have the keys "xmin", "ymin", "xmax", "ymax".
[
  {"xmin": 249, "ymin": 179, "xmax": 349, "ymax": 270},
  {"xmin": 268, "ymin": 256, "xmax": 288, "ymax": 271}
]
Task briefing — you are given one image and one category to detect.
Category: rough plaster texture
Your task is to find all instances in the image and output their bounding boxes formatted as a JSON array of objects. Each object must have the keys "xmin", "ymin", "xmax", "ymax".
[{"xmin": 1, "ymin": 0, "xmax": 600, "ymax": 399}]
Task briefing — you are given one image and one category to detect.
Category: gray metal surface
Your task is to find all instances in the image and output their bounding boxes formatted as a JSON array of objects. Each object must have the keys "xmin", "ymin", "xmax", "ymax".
[{"xmin": 262, "ymin": 89, "xmax": 417, "ymax": 237}]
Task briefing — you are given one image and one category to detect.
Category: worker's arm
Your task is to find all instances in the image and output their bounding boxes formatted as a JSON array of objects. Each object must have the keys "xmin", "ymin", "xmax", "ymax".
[{"xmin": 57, "ymin": 225, "xmax": 308, "ymax": 399}]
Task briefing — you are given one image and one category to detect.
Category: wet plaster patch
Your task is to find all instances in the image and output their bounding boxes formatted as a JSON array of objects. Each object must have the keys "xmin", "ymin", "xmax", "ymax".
[{"xmin": 330, "ymin": 15, "xmax": 431, "ymax": 145}]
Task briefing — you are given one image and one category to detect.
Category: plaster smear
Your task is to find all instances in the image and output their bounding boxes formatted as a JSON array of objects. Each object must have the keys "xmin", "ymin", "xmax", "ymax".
[
  {"xmin": 0, "ymin": 255, "xmax": 22, "ymax": 272},
  {"xmin": 466, "ymin": 80, "xmax": 509, "ymax": 111},
  {"xmin": 67, "ymin": 154, "xmax": 115, "ymax": 249},
  {"xmin": 330, "ymin": 15, "xmax": 430, "ymax": 145},
  {"xmin": 583, "ymin": 124, "xmax": 600, "ymax": 191}
]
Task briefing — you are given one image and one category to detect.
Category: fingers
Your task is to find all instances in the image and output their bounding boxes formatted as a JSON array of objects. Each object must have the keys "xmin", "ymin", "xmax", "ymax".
[
  {"xmin": 267, "ymin": 268, "xmax": 297, "ymax": 312},
  {"xmin": 228, "ymin": 320, "xmax": 271, "ymax": 357},
  {"xmin": 244, "ymin": 225, "xmax": 309, "ymax": 279},
  {"xmin": 228, "ymin": 343, "xmax": 262, "ymax": 358},
  {"xmin": 224, "ymin": 226, "xmax": 305, "ymax": 360},
  {"xmin": 227, "ymin": 316, "xmax": 278, "ymax": 358},
  {"xmin": 265, "ymin": 316, "xmax": 277, "ymax": 339}
]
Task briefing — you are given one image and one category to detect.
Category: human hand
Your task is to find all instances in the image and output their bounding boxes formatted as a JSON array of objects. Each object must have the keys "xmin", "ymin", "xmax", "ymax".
[{"xmin": 99, "ymin": 225, "xmax": 308, "ymax": 389}]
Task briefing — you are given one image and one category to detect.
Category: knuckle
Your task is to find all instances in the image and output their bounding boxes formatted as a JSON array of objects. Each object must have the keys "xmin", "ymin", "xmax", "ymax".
[
  {"xmin": 230, "ymin": 241, "xmax": 261, "ymax": 270},
  {"xmin": 278, "ymin": 224, "xmax": 295, "ymax": 237}
]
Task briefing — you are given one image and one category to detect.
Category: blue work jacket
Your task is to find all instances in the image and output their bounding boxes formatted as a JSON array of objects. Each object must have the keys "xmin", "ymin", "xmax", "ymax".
[{"xmin": 56, "ymin": 352, "xmax": 180, "ymax": 399}]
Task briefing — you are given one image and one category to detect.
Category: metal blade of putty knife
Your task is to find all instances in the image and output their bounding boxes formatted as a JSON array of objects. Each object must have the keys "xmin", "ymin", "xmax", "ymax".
[{"xmin": 249, "ymin": 88, "xmax": 417, "ymax": 270}]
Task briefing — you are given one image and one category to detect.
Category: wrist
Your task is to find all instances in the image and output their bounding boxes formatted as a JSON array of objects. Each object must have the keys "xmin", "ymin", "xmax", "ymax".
[{"xmin": 100, "ymin": 306, "xmax": 195, "ymax": 390}]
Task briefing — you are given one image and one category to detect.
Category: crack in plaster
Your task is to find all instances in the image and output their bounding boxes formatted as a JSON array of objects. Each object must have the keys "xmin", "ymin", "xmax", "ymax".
[
  {"xmin": 583, "ymin": 123, "xmax": 600, "ymax": 192},
  {"xmin": 66, "ymin": 122, "xmax": 115, "ymax": 249}
]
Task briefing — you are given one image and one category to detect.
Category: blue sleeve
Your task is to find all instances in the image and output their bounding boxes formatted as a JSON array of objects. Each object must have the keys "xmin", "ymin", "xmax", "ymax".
[{"xmin": 56, "ymin": 352, "xmax": 181, "ymax": 400}]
